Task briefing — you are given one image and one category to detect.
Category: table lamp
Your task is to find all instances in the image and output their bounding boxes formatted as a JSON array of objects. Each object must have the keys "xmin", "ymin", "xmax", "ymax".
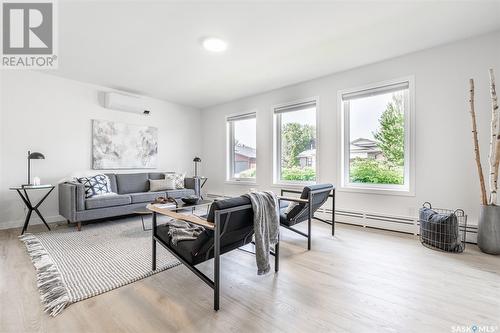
[{"xmin": 24, "ymin": 150, "xmax": 45, "ymax": 187}]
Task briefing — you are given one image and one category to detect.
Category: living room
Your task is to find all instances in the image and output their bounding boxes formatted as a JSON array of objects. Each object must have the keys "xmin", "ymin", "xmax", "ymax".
[{"xmin": 1, "ymin": 1, "xmax": 500, "ymax": 333}]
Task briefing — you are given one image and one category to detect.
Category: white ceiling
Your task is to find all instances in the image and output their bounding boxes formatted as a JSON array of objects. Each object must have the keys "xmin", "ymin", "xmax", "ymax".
[{"xmin": 53, "ymin": 1, "xmax": 500, "ymax": 108}]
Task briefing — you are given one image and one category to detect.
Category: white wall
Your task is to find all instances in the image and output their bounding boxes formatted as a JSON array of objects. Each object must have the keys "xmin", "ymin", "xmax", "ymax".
[
  {"xmin": 0, "ymin": 71, "xmax": 201, "ymax": 229},
  {"xmin": 200, "ymin": 31, "xmax": 500, "ymax": 227}
]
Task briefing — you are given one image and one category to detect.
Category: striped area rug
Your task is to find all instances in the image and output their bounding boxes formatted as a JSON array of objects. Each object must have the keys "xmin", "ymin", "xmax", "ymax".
[{"xmin": 19, "ymin": 217, "xmax": 180, "ymax": 316}]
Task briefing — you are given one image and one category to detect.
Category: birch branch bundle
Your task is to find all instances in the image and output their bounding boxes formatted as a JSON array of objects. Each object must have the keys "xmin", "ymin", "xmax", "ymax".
[
  {"xmin": 490, "ymin": 68, "xmax": 499, "ymax": 205},
  {"xmin": 469, "ymin": 78, "xmax": 488, "ymax": 206}
]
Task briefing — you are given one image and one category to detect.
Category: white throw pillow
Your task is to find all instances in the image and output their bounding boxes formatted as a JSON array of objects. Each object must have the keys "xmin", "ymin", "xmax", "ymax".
[
  {"xmin": 164, "ymin": 173, "xmax": 185, "ymax": 189},
  {"xmin": 149, "ymin": 179, "xmax": 176, "ymax": 192}
]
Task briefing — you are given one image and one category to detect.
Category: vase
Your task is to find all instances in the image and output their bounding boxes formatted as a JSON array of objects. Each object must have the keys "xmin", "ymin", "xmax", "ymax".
[{"xmin": 477, "ymin": 205, "xmax": 500, "ymax": 255}]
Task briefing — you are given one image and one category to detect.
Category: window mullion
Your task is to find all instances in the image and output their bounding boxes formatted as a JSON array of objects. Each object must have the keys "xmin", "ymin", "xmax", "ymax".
[
  {"xmin": 343, "ymin": 100, "xmax": 350, "ymax": 187},
  {"xmin": 277, "ymin": 114, "xmax": 282, "ymax": 182},
  {"xmin": 404, "ymin": 88, "xmax": 410, "ymax": 187},
  {"xmin": 230, "ymin": 121, "xmax": 235, "ymax": 179}
]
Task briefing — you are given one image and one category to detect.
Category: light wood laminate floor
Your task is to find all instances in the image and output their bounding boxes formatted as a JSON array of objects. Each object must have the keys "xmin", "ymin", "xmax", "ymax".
[{"xmin": 1, "ymin": 219, "xmax": 499, "ymax": 333}]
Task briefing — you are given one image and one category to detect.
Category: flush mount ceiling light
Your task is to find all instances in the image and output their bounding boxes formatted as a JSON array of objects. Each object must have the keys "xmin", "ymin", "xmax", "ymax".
[{"xmin": 201, "ymin": 37, "xmax": 228, "ymax": 53}]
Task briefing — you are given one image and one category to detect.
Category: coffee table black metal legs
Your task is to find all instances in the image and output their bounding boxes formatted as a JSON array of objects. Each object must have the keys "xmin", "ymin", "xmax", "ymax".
[
  {"xmin": 15, "ymin": 187, "xmax": 54, "ymax": 235},
  {"xmin": 140, "ymin": 214, "xmax": 152, "ymax": 231}
]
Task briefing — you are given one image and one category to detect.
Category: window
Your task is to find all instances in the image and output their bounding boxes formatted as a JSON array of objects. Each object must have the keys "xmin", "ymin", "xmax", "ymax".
[
  {"xmin": 340, "ymin": 78, "xmax": 414, "ymax": 193},
  {"xmin": 227, "ymin": 112, "xmax": 257, "ymax": 182},
  {"xmin": 274, "ymin": 99, "xmax": 317, "ymax": 184}
]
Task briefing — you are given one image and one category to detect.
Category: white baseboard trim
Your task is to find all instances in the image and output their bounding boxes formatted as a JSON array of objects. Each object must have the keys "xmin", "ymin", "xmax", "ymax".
[
  {"xmin": 0, "ymin": 215, "xmax": 66, "ymax": 231},
  {"xmin": 2, "ymin": 199, "xmax": 477, "ymax": 245}
]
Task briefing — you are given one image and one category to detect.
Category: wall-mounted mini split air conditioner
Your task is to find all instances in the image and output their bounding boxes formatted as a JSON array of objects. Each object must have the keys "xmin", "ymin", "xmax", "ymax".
[{"xmin": 103, "ymin": 92, "xmax": 151, "ymax": 116}]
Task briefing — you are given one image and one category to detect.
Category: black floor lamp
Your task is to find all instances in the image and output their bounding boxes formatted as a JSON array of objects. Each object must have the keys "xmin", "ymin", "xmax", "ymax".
[{"xmin": 24, "ymin": 150, "xmax": 45, "ymax": 186}]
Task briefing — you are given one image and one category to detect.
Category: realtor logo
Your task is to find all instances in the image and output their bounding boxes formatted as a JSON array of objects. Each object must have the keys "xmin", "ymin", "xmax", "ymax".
[{"xmin": 1, "ymin": 0, "xmax": 58, "ymax": 68}]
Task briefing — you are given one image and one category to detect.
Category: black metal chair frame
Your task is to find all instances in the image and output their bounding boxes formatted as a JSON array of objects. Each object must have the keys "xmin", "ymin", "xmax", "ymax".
[
  {"xmin": 151, "ymin": 204, "xmax": 279, "ymax": 311},
  {"xmin": 279, "ymin": 187, "xmax": 335, "ymax": 250}
]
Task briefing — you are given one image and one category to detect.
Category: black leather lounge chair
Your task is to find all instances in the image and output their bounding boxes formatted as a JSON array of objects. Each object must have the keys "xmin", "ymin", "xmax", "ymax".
[
  {"xmin": 151, "ymin": 196, "xmax": 279, "ymax": 311},
  {"xmin": 278, "ymin": 184, "xmax": 335, "ymax": 250}
]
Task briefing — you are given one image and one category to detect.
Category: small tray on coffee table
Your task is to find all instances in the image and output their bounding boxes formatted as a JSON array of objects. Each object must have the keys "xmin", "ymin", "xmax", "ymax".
[{"xmin": 169, "ymin": 199, "xmax": 213, "ymax": 211}]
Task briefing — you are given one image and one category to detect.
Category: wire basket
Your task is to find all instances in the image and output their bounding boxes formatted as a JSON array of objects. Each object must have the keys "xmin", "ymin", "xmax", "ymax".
[{"xmin": 419, "ymin": 202, "xmax": 467, "ymax": 253}]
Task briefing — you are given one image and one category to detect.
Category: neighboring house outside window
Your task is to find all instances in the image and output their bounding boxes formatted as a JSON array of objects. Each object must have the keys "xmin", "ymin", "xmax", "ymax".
[
  {"xmin": 349, "ymin": 138, "xmax": 383, "ymax": 161},
  {"xmin": 234, "ymin": 144, "xmax": 256, "ymax": 174},
  {"xmin": 298, "ymin": 148, "xmax": 316, "ymax": 168}
]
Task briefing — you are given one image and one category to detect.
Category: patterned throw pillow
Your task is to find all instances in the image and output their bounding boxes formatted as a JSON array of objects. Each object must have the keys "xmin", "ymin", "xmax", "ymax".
[
  {"xmin": 164, "ymin": 173, "xmax": 185, "ymax": 189},
  {"xmin": 76, "ymin": 174, "xmax": 112, "ymax": 198}
]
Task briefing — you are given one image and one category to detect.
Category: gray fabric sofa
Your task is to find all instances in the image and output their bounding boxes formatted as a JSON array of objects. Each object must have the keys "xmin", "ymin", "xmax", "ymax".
[{"xmin": 59, "ymin": 172, "xmax": 199, "ymax": 230}]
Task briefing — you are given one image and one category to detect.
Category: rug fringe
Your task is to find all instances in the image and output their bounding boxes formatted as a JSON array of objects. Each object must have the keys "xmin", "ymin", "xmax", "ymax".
[{"xmin": 19, "ymin": 234, "xmax": 70, "ymax": 317}]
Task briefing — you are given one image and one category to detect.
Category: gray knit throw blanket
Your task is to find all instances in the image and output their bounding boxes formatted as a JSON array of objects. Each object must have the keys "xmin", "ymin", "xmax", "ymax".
[
  {"xmin": 166, "ymin": 219, "xmax": 205, "ymax": 245},
  {"xmin": 243, "ymin": 191, "xmax": 280, "ymax": 275}
]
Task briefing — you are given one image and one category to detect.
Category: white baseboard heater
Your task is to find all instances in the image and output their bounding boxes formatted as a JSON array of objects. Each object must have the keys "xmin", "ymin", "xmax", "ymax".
[
  {"xmin": 316, "ymin": 208, "xmax": 478, "ymax": 244},
  {"xmin": 206, "ymin": 193, "xmax": 478, "ymax": 244}
]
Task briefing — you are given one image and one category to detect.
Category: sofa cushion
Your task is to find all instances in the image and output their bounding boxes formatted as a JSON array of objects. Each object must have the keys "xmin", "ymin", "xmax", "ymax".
[
  {"xmin": 116, "ymin": 173, "xmax": 149, "ymax": 194},
  {"xmin": 85, "ymin": 194, "xmax": 131, "ymax": 210},
  {"xmin": 130, "ymin": 191, "xmax": 166, "ymax": 204},
  {"xmin": 166, "ymin": 189, "xmax": 195, "ymax": 198},
  {"xmin": 148, "ymin": 172, "xmax": 165, "ymax": 180}
]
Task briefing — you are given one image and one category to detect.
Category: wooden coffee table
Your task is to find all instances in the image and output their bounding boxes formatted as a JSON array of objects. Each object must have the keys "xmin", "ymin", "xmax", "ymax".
[{"xmin": 136, "ymin": 200, "xmax": 213, "ymax": 231}]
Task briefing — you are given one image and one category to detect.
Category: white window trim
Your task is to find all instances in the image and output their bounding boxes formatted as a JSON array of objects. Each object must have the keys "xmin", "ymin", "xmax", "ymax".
[
  {"xmin": 337, "ymin": 76, "xmax": 416, "ymax": 196},
  {"xmin": 226, "ymin": 111, "xmax": 257, "ymax": 184},
  {"xmin": 272, "ymin": 96, "xmax": 320, "ymax": 186}
]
